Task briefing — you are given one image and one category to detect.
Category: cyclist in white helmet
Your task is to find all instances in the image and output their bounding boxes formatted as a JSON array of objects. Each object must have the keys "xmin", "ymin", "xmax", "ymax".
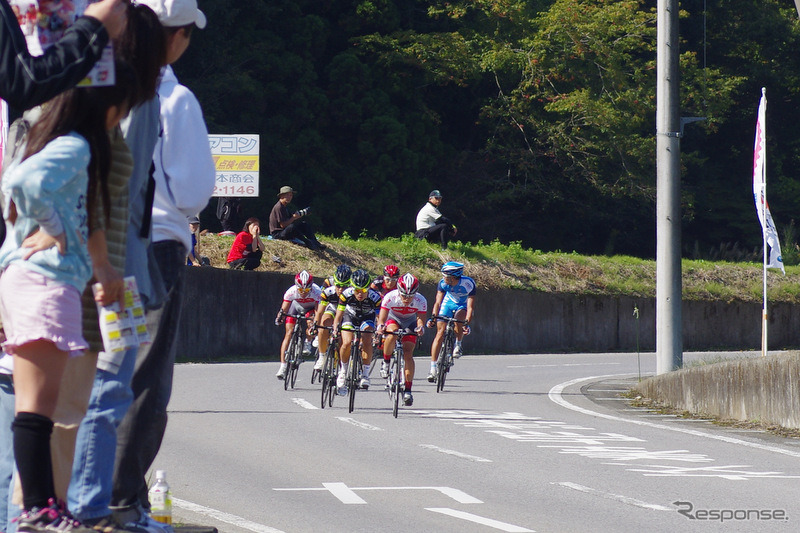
[{"xmin": 275, "ymin": 270, "xmax": 322, "ymax": 379}]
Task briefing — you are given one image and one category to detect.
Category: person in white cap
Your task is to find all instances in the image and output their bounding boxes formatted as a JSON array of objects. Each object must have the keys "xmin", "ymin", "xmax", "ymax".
[{"xmin": 103, "ymin": 0, "xmax": 214, "ymax": 531}]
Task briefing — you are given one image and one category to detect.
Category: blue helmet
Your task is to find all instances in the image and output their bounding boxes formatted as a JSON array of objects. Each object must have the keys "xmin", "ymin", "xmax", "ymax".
[{"xmin": 441, "ymin": 261, "xmax": 464, "ymax": 278}]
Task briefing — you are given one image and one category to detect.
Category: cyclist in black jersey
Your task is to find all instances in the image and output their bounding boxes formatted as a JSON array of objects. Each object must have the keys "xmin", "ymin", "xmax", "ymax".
[
  {"xmin": 313, "ymin": 265, "xmax": 351, "ymax": 370},
  {"xmin": 333, "ymin": 269, "xmax": 382, "ymax": 392}
]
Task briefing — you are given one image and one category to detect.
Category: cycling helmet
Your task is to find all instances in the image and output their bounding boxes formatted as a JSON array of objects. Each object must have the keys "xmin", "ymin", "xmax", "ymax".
[
  {"xmin": 334, "ymin": 264, "xmax": 352, "ymax": 285},
  {"xmin": 350, "ymin": 269, "xmax": 371, "ymax": 290},
  {"xmin": 384, "ymin": 264, "xmax": 400, "ymax": 278},
  {"xmin": 295, "ymin": 270, "xmax": 313, "ymax": 289},
  {"xmin": 397, "ymin": 273, "xmax": 420, "ymax": 297},
  {"xmin": 441, "ymin": 261, "xmax": 464, "ymax": 278}
]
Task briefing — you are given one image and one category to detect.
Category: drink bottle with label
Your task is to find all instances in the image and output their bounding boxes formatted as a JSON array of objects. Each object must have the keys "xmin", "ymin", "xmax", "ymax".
[{"xmin": 148, "ymin": 470, "xmax": 172, "ymax": 525}]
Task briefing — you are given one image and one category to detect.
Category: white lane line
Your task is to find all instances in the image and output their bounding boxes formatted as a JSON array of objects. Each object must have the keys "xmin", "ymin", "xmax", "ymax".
[
  {"xmin": 291, "ymin": 398, "xmax": 318, "ymax": 410},
  {"xmin": 336, "ymin": 417, "xmax": 383, "ymax": 431},
  {"xmin": 426, "ymin": 508, "xmax": 534, "ymax": 532},
  {"xmin": 552, "ymin": 482, "xmax": 672, "ymax": 511},
  {"xmin": 549, "ymin": 374, "xmax": 800, "ymax": 459},
  {"xmin": 419, "ymin": 444, "xmax": 493, "ymax": 463},
  {"xmin": 173, "ymin": 497, "xmax": 285, "ymax": 533},
  {"xmin": 322, "ymin": 482, "xmax": 367, "ymax": 504}
]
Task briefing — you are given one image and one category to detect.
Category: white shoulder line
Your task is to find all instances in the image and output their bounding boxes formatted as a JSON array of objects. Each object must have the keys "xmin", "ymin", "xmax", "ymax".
[{"xmin": 548, "ymin": 374, "xmax": 800, "ymax": 459}]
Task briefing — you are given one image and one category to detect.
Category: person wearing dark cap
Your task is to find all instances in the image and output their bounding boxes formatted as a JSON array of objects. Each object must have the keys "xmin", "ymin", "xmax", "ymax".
[
  {"xmin": 415, "ymin": 189, "xmax": 457, "ymax": 250},
  {"xmin": 268, "ymin": 185, "xmax": 323, "ymax": 250}
]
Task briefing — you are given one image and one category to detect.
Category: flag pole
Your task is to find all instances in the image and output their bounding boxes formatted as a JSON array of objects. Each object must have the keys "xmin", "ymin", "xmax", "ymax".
[{"xmin": 760, "ymin": 87, "xmax": 768, "ymax": 358}]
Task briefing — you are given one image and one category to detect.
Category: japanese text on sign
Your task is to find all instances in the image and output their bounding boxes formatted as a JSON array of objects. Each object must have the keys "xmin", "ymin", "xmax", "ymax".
[{"xmin": 208, "ymin": 134, "xmax": 260, "ymax": 197}]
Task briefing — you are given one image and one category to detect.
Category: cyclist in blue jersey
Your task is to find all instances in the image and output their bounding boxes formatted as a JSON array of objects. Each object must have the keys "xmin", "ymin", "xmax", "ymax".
[{"xmin": 426, "ymin": 261, "xmax": 476, "ymax": 382}]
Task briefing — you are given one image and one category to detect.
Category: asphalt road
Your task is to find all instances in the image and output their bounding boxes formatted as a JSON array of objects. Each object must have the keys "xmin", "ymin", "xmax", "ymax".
[{"xmin": 157, "ymin": 351, "xmax": 800, "ymax": 532}]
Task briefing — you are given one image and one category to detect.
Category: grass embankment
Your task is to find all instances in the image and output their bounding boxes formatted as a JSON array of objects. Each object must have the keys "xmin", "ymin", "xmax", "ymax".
[{"xmin": 197, "ymin": 233, "xmax": 800, "ymax": 303}]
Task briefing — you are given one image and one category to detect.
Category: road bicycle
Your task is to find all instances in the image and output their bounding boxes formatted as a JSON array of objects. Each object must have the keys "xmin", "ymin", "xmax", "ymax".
[
  {"xmin": 344, "ymin": 328, "xmax": 366, "ymax": 413},
  {"xmin": 278, "ymin": 310, "xmax": 311, "ymax": 391},
  {"xmin": 432, "ymin": 315, "xmax": 467, "ymax": 393},
  {"xmin": 316, "ymin": 325, "xmax": 339, "ymax": 409},
  {"xmin": 382, "ymin": 328, "xmax": 414, "ymax": 418}
]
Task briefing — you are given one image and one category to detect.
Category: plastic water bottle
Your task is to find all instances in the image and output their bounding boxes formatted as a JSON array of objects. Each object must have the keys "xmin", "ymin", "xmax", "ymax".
[{"xmin": 148, "ymin": 470, "xmax": 172, "ymax": 525}]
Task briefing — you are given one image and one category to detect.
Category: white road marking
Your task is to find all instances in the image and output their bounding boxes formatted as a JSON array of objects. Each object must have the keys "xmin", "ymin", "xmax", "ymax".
[
  {"xmin": 419, "ymin": 444, "xmax": 492, "ymax": 462},
  {"xmin": 336, "ymin": 417, "xmax": 383, "ymax": 431},
  {"xmin": 549, "ymin": 374, "xmax": 800, "ymax": 459},
  {"xmin": 322, "ymin": 482, "xmax": 367, "ymax": 504},
  {"xmin": 172, "ymin": 497, "xmax": 285, "ymax": 533},
  {"xmin": 552, "ymin": 482, "xmax": 672, "ymax": 511},
  {"xmin": 426, "ymin": 508, "xmax": 534, "ymax": 532},
  {"xmin": 274, "ymin": 484, "xmax": 482, "ymax": 504},
  {"xmin": 291, "ymin": 398, "xmax": 318, "ymax": 410}
]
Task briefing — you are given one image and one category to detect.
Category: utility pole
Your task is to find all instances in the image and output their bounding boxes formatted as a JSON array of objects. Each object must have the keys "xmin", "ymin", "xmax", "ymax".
[{"xmin": 656, "ymin": 0, "xmax": 682, "ymax": 374}]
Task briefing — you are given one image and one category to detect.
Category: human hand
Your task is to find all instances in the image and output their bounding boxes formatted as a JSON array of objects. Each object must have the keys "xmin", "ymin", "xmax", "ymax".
[
  {"xmin": 275, "ymin": 314, "xmax": 284, "ymax": 326},
  {"xmin": 426, "ymin": 318, "xmax": 435, "ymax": 329},
  {"xmin": 21, "ymin": 230, "xmax": 66, "ymax": 259},
  {"xmin": 93, "ymin": 261, "xmax": 125, "ymax": 310},
  {"xmin": 84, "ymin": 0, "xmax": 127, "ymax": 40},
  {"xmin": 376, "ymin": 324, "xmax": 385, "ymax": 335},
  {"xmin": 415, "ymin": 325, "xmax": 424, "ymax": 337}
]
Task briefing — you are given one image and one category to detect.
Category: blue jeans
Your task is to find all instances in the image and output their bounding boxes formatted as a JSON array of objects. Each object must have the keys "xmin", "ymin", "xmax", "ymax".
[
  {"xmin": 0, "ymin": 373, "xmax": 16, "ymax": 531},
  {"xmin": 67, "ymin": 349, "xmax": 137, "ymax": 520},
  {"xmin": 112, "ymin": 241, "xmax": 185, "ymax": 511}
]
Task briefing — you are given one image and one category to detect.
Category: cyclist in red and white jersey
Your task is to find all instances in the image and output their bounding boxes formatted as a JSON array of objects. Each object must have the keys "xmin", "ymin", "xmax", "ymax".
[
  {"xmin": 370, "ymin": 264, "xmax": 400, "ymax": 297},
  {"xmin": 376, "ymin": 273, "xmax": 427, "ymax": 406},
  {"xmin": 274, "ymin": 270, "xmax": 322, "ymax": 379}
]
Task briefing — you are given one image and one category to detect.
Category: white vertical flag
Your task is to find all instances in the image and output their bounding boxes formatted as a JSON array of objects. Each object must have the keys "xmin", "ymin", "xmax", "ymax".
[{"xmin": 752, "ymin": 88, "xmax": 785, "ymax": 274}]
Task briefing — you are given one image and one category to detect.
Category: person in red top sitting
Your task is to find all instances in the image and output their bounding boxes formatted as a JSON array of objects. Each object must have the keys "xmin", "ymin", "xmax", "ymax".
[{"xmin": 226, "ymin": 217, "xmax": 266, "ymax": 270}]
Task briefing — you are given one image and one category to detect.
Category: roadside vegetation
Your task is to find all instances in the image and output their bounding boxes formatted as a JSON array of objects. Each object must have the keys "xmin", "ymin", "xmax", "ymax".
[{"xmin": 198, "ymin": 233, "xmax": 800, "ymax": 303}]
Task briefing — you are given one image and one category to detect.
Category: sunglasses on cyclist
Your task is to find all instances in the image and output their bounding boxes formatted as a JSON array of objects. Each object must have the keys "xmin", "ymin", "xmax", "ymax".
[
  {"xmin": 354, "ymin": 288, "xmax": 368, "ymax": 294},
  {"xmin": 298, "ymin": 287, "xmax": 311, "ymax": 294},
  {"xmin": 334, "ymin": 282, "xmax": 349, "ymax": 288}
]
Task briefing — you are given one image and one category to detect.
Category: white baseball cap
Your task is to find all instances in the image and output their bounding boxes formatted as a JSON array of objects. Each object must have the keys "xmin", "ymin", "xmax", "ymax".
[{"xmin": 137, "ymin": 0, "xmax": 207, "ymax": 29}]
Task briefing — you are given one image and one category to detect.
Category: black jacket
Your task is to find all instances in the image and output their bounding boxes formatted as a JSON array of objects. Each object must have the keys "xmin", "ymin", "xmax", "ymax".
[{"xmin": 0, "ymin": 0, "xmax": 108, "ymax": 111}]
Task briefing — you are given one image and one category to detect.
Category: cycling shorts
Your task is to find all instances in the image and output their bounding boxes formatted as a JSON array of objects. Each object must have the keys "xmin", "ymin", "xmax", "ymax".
[
  {"xmin": 386, "ymin": 318, "xmax": 418, "ymax": 344},
  {"xmin": 341, "ymin": 310, "xmax": 376, "ymax": 331},
  {"xmin": 321, "ymin": 302, "xmax": 337, "ymax": 319},
  {"xmin": 286, "ymin": 303, "xmax": 314, "ymax": 325},
  {"xmin": 440, "ymin": 299, "xmax": 466, "ymax": 319}
]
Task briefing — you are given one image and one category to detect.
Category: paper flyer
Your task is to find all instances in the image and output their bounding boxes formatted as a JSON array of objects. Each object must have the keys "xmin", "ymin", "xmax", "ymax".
[
  {"xmin": 11, "ymin": 0, "xmax": 115, "ymax": 86},
  {"xmin": 94, "ymin": 276, "xmax": 150, "ymax": 353}
]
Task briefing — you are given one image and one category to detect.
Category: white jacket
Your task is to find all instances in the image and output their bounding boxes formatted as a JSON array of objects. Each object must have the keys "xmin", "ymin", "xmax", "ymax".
[{"xmin": 151, "ymin": 66, "xmax": 215, "ymax": 251}]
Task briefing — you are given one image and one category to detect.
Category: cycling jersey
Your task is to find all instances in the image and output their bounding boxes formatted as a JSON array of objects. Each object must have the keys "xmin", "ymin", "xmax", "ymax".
[
  {"xmin": 338, "ymin": 287, "xmax": 381, "ymax": 330},
  {"xmin": 370, "ymin": 276, "xmax": 395, "ymax": 298},
  {"xmin": 318, "ymin": 285, "xmax": 339, "ymax": 316},
  {"xmin": 381, "ymin": 289, "xmax": 428, "ymax": 326},
  {"xmin": 283, "ymin": 284, "xmax": 322, "ymax": 319},
  {"xmin": 438, "ymin": 276, "xmax": 476, "ymax": 306}
]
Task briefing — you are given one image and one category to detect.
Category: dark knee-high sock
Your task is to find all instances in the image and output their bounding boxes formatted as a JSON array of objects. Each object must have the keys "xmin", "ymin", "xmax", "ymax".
[{"xmin": 13, "ymin": 411, "xmax": 55, "ymax": 510}]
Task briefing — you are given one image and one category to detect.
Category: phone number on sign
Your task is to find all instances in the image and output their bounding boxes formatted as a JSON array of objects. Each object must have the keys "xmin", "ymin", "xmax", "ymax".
[{"xmin": 214, "ymin": 185, "xmax": 256, "ymax": 196}]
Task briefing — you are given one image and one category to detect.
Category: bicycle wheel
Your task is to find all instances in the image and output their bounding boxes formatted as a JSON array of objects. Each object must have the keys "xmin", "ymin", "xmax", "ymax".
[
  {"xmin": 436, "ymin": 332, "xmax": 454, "ymax": 393},
  {"xmin": 328, "ymin": 349, "xmax": 338, "ymax": 408},
  {"xmin": 348, "ymin": 343, "xmax": 361, "ymax": 413},
  {"xmin": 392, "ymin": 348, "xmax": 403, "ymax": 418},
  {"xmin": 284, "ymin": 334, "xmax": 298, "ymax": 391},
  {"xmin": 320, "ymin": 347, "xmax": 335, "ymax": 408},
  {"xmin": 311, "ymin": 348, "xmax": 319, "ymax": 384}
]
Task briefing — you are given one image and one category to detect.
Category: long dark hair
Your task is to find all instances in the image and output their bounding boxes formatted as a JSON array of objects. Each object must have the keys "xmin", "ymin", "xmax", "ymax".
[
  {"xmin": 23, "ymin": 61, "xmax": 138, "ymax": 228},
  {"xmin": 116, "ymin": 3, "xmax": 166, "ymax": 104}
]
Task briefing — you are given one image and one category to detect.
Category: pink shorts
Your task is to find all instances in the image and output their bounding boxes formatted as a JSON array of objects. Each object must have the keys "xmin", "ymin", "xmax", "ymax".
[{"xmin": 0, "ymin": 263, "xmax": 88, "ymax": 356}]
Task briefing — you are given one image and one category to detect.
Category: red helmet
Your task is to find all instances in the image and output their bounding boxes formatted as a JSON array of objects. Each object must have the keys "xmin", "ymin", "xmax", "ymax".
[
  {"xmin": 384, "ymin": 264, "xmax": 400, "ymax": 278},
  {"xmin": 295, "ymin": 270, "xmax": 313, "ymax": 289},
  {"xmin": 397, "ymin": 273, "xmax": 419, "ymax": 297}
]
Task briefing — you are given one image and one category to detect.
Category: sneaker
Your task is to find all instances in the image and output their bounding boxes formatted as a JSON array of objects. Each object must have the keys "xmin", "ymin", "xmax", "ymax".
[
  {"xmin": 303, "ymin": 340, "xmax": 312, "ymax": 355},
  {"xmin": 337, "ymin": 370, "xmax": 346, "ymax": 390},
  {"xmin": 453, "ymin": 344, "xmax": 463, "ymax": 358},
  {"xmin": 16, "ymin": 500, "xmax": 95, "ymax": 532},
  {"xmin": 313, "ymin": 356, "xmax": 325, "ymax": 370},
  {"xmin": 359, "ymin": 376, "xmax": 370, "ymax": 389},
  {"xmin": 380, "ymin": 360, "xmax": 389, "ymax": 378},
  {"xmin": 276, "ymin": 363, "xmax": 287, "ymax": 380},
  {"xmin": 427, "ymin": 370, "xmax": 436, "ymax": 383},
  {"xmin": 83, "ymin": 516, "xmax": 127, "ymax": 533},
  {"xmin": 403, "ymin": 392, "xmax": 414, "ymax": 406}
]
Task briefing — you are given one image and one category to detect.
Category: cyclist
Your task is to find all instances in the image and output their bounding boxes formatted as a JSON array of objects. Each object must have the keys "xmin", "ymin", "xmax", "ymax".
[
  {"xmin": 313, "ymin": 264, "xmax": 351, "ymax": 371},
  {"xmin": 376, "ymin": 273, "xmax": 427, "ymax": 406},
  {"xmin": 370, "ymin": 264, "xmax": 400, "ymax": 297},
  {"xmin": 275, "ymin": 270, "xmax": 322, "ymax": 379},
  {"xmin": 427, "ymin": 261, "xmax": 476, "ymax": 382},
  {"xmin": 333, "ymin": 269, "xmax": 382, "ymax": 394}
]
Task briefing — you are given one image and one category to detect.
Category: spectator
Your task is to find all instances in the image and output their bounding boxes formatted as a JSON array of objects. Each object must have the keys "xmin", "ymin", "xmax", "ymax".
[
  {"xmin": 216, "ymin": 196, "xmax": 242, "ymax": 236},
  {"xmin": 268, "ymin": 185, "xmax": 323, "ymax": 250},
  {"xmin": 187, "ymin": 215, "xmax": 209, "ymax": 266},
  {"xmin": 227, "ymin": 217, "xmax": 266, "ymax": 270},
  {"xmin": 415, "ymin": 189, "xmax": 457, "ymax": 250}
]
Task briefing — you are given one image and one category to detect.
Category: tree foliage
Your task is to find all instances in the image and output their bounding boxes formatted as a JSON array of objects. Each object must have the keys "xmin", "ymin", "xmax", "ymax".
[{"xmin": 179, "ymin": 0, "xmax": 800, "ymax": 259}]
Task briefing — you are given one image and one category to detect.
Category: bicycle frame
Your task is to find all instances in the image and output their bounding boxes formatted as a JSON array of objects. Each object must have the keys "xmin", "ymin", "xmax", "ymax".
[{"xmin": 433, "ymin": 315, "xmax": 466, "ymax": 393}]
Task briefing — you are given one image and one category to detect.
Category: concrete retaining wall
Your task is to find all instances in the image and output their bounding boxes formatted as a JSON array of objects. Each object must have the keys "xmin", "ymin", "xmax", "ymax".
[
  {"xmin": 634, "ymin": 353, "xmax": 800, "ymax": 429},
  {"xmin": 177, "ymin": 267, "xmax": 800, "ymax": 359}
]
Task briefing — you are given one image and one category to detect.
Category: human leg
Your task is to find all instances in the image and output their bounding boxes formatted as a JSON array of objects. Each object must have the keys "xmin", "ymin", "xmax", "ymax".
[
  {"xmin": 0, "ymin": 372, "xmax": 15, "ymax": 533},
  {"xmin": 111, "ymin": 241, "xmax": 185, "ymax": 513},
  {"xmin": 402, "ymin": 340, "xmax": 416, "ymax": 406}
]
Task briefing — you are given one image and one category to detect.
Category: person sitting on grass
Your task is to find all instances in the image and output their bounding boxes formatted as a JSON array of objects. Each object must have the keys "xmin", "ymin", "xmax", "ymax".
[{"xmin": 226, "ymin": 217, "xmax": 266, "ymax": 270}]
